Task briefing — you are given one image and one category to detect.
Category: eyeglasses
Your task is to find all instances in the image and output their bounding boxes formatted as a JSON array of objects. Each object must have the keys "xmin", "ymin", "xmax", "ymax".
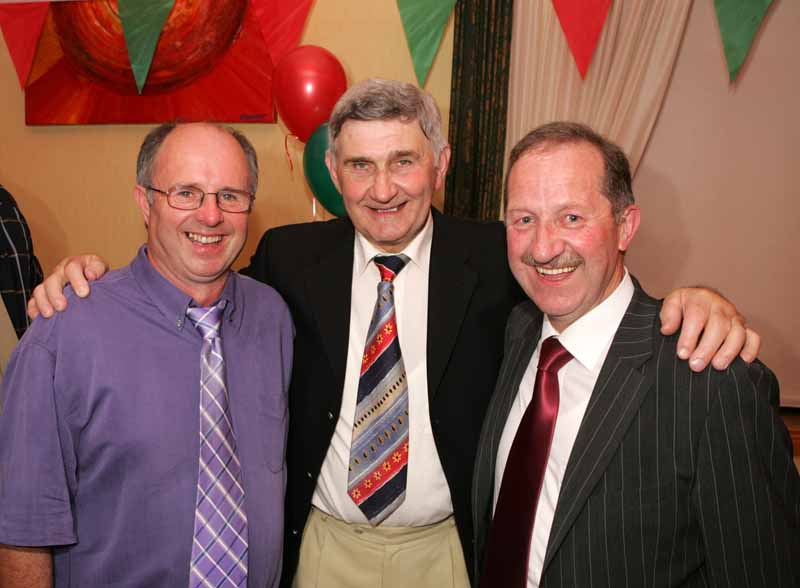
[{"xmin": 145, "ymin": 185, "xmax": 254, "ymax": 213}]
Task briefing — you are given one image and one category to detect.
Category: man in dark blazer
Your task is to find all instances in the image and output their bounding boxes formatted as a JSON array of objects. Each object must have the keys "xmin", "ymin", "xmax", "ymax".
[
  {"xmin": 243, "ymin": 84, "xmax": 755, "ymax": 588},
  {"xmin": 247, "ymin": 206, "xmax": 520, "ymax": 586},
  {"xmin": 27, "ymin": 82, "xmax": 761, "ymax": 588},
  {"xmin": 473, "ymin": 122, "xmax": 799, "ymax": 587}
]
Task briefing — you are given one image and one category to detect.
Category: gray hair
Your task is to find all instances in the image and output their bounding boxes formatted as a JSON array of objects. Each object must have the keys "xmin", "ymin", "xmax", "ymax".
[
  {"xmin": 327, "ymin": 78, "xmax": 446, "ymax": 161},
  {"xmin": 136, "ymin": 122, "xmax": 259, "ymax": 202},
  {"xmin": 506, "ymin": 121, "xmax": 634, "ymax": 221}
]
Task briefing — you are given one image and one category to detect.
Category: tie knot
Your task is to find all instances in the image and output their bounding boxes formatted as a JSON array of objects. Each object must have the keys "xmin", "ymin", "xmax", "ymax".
[
  {"xmin": 186, "ymin": 304, "xmax": 224, "ymax": 340},
  {"xmin": 374, "ymin": 254, "xmax": 410, "ymax": 283},
  {"xmin": 538, "ymin": 336, "xmax": 572, "ymax": 373}
]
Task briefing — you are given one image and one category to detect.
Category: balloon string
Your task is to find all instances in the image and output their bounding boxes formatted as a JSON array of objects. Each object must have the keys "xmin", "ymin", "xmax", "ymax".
[{"xmin": 284, "ymin": 134, "xmax": 295, "ymax": 172}]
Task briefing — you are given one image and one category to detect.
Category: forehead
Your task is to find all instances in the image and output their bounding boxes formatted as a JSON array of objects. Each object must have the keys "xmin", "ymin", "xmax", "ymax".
[
  {"xmin": 335, "ymin": 118, "xmax": 432, "ymax": 158},
  {"xmin": 507, "ymin": 142, "xmax": 605, "ymax": 206},
  {"xmin": 153, "ymin": 124, "xmax": 249, "ymax": 182}
]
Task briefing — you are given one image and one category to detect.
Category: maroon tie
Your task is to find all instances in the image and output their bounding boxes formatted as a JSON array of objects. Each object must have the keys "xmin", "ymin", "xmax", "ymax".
[{"xmin": 481, "ymin": 336, "xmax": 573, "ymax": 588}]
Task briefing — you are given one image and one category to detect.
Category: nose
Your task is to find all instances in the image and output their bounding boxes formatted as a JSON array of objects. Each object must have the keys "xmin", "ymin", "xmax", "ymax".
[
  {"xmin": 371, "ymin": 169, "xmax": 398, "ymax": 203},
  {"xmin": 194, "ymin": 193, "xmax": 224, "ymax": 226},
  {"xmin": 529, "ymin": 221, "xmax": 565, "ymax": 264}
]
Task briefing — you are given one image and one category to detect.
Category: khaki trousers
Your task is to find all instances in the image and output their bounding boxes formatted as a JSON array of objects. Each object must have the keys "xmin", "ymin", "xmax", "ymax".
[{"xmin": 293, "ymin": 507, "xmax": 470, "ymax": 588}]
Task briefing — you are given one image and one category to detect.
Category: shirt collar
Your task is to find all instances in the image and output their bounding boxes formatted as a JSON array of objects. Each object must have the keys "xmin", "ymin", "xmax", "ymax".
[
  {"xmin": 130, "ymin": 245, "xmax": 240, "ymax": 333},
  {"xmin": 353, "ymin": 210, "xmax": 433, "ymax": 278},
  {"xmin": 541, "ymin": 269, "xmax": 634, "ymax": 372}
]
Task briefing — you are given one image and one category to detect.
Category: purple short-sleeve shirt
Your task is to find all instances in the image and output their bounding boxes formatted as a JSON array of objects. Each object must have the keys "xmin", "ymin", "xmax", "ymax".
[{"xmin": 0, "ymin": 247, "xmax": 293, "ymax": 588}]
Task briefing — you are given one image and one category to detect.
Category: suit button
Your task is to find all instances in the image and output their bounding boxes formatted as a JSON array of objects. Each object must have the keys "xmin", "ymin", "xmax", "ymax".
[
  {"xmin": 292, "ymin": 529, "xmax": 298, "ymax": 536},
  {"xmin": 307, "ymin": 471, "xmax": 313, "ymax": 479},
  {"xmin": 327, "ymin": 411, "xmax": 334, "ymax": 420}
]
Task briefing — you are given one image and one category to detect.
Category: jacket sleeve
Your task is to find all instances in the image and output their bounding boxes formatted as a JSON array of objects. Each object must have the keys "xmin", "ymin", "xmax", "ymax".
[{"xmin": 692, "ymin": 360, "xmax": 800, "ymax": 586}]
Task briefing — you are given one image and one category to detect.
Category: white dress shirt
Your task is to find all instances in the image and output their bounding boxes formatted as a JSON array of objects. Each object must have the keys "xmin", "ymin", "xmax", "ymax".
[
  {"xmin": 312, "ymin": 213, "xmax": 454, "ymax": 525},
  {"xmin": 493, "ymin": 270, "xmax": 634, "ymax": 587}
]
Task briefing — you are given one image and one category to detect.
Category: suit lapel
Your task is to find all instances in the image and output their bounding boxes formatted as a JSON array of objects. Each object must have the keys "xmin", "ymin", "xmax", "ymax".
[
  {"xmin": 426, "ymin": 210, "xmax": 478, "ymax": 397},
  {"xmin": 302, "ymin": 221, "xmax": 355, "ymax": 395},
  {"xmin": 473, "ymin": 301, "xmax": 543, "ymax": 571},
  {"xmin": 483, "ymin": 304, "xmax": 544, "ymax": 486},
  {"xmin": 542, "ymin": 284, "xmax": 661, "ymax": 571}
]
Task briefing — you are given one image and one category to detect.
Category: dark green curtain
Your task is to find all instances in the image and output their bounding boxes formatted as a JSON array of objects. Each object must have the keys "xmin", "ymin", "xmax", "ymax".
[{"xmin": 444, "ymin": 0, "xmax": 514, "ymax": 220}]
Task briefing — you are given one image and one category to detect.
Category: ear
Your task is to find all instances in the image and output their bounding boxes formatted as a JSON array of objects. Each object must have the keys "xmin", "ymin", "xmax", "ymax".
[
  {"xmin": 133, "ymin": 185, "xmax": 152, "ymax": 226},
  {"xmin": 617, "ymin": 204, "xmax": 641, "ymax": 252},
  {"xmin": 325, "ymin": 151, "xmax": 342, "ymax": 192},
  {"xmin": 433, "ymin": 144, "xmax": 451, "ymax": 191}
]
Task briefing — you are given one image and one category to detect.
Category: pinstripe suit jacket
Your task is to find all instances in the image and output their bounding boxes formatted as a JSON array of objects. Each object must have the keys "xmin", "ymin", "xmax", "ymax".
[{"xmin": 473, "ymin": 281, "xmax": 800, "ymax": 587}]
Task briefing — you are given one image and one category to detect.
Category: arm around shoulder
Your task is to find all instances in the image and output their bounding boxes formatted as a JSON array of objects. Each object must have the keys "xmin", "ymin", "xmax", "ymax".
[{"xmin": 27, "ymin": 254, "xmax": 109, "ymax": 319}]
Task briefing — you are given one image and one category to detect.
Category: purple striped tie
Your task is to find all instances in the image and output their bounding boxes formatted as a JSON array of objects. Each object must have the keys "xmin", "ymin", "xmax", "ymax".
[
  {"xmin": 347, "ymin": 254, "xmax": 410, "ymax": 525},
  {"xmin": 186, "ymin": 304, "xmax": 248, "ymax": 588}
]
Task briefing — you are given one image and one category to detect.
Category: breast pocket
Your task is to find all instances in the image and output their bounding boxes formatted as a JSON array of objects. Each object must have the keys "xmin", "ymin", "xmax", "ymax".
[{"xmin": 231, "ymin": 377, "xmax": 287, "ymax": 475}]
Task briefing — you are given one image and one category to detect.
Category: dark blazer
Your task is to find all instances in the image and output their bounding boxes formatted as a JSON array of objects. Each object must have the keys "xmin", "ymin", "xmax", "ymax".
[
  {"xmin": 473, "ymin": 281, "xmax": 800, "ymax": 587},
  {"xmin": 244, "ymin": 209, "xmax": 524, "ymax": 586}
]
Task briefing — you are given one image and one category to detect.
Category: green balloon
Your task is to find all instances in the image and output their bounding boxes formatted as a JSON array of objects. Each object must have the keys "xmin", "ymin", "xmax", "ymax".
[{"xmin": 303, "ymin": 123, "xmax": 347, "ymax": 217}]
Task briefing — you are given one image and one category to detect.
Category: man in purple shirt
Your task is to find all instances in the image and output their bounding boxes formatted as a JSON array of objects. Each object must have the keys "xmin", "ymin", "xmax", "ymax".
[{"xmin": 0, "ymin": 123, "xmax": 293, "ymax": 588}]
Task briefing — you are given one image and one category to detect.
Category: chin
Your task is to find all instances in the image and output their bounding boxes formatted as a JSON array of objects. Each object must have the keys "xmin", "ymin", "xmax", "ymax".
[{"xmin": 528, "ymin": 291, "xmax": 580, "ymax": 319}]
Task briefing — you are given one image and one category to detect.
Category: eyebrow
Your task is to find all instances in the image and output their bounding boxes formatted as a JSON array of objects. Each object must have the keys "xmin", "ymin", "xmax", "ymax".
[
  {"xmin": 173, "ymin": 182, "xmax": 249, "ymax": 192},
  {"xmin": 391, "ymin": 150, "xmax": 419, "ymax": 159},
  {"xmin": 341, "ymin": 150, "xmax": 422, "ymax": 166},
  {"xmin": 341, "ymin": 155, "xmax": 373, "ymax": 167}
]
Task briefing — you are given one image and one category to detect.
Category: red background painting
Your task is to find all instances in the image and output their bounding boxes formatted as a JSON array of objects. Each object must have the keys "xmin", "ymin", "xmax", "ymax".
[{"xmin": 8, "ymin": 0, "xmax": 313, "ymax": 125}]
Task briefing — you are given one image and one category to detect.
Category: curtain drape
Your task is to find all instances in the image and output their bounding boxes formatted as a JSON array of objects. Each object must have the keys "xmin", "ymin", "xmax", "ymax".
[
  {"xmin": 505, "ymin": 0, "xmax": 693, "ymax": 197},
  {"xmin": 443, "ymin": 0, "xmax": 514, "ymax": 221}
]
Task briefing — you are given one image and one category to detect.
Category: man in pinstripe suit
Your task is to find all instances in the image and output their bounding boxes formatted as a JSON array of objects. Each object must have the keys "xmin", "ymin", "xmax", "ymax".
[{"xmin": 473, "ymin": 122, "xmax": 799, "ymax": 587}]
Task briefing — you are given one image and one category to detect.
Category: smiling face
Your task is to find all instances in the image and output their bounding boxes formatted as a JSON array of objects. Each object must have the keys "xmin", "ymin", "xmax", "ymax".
[
  {"xmin": 134, "ymin": 123, "xmax": 250, "ymax": 305},
  {"xmin": 505, "ymin": 142, "xmax": 640, "ymax": 332},
  {"xmin": 326, "ymin": 118, "xmax": 450, "ymax": 253}
]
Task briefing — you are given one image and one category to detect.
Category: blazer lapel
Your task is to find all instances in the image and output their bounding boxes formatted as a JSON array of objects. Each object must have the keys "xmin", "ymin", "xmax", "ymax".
[
  {"xmin": 473, "ymin": 301, "xmax": 543, "ymax": 571},
  {"xmin": 426, "ymin": 210, "xmax": 478, "ymax": 397},
  {"xmin": 482, "ymin": 303, "xmax": 544, "ymax": 488},
  {"xmin": 302, "ymin": 221, "xmax": 355, "ymax": 395},
  {"xmin": 542, "ymin": 284, "xmax": 661, "ymax": 571}
]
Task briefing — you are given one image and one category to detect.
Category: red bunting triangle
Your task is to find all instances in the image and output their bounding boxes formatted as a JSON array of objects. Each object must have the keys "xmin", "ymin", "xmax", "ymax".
[
  {"xmin": 251, "ymin": 0, "xmax": 313, "ymax": 67},
  {"xmin": 551, "ymin": 0, "xmax": 612, "ymax": 79},
  {"xmin": 0, "ymin": 2, "xmax": 50, "ymax": 88}
]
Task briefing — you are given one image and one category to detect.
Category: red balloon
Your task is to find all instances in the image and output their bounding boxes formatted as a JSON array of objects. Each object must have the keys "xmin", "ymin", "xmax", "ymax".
[{"xmin": 273, "ymin": 45, "xmax": 347, "ymax": 142}]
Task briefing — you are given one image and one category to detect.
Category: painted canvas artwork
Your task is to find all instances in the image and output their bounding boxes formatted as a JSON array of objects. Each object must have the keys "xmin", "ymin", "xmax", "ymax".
[{"xmin": 24, "ymin": 0, "xmax": 273, "ymax": 125}]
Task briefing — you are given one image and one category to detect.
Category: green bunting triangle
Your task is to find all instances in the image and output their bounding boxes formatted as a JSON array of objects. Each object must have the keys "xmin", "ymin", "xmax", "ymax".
[
  {"xmin": 119, "ymin": 0, "xmax": 175, "ymax": 93},
  {"xmin": 397, "ymin": 0, "xmax": 456, "ymax": 87},
  {"xmin": 713, "ymin": 0, "xmax": 773, "ymax": 82}
]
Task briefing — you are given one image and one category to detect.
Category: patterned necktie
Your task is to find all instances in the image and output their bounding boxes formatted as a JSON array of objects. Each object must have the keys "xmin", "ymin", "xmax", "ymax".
[
  {"xmin": 481, "ymin": 336, "xmax": 573, "ymax": 588},
  {"xmin": 186, "ymin": 304, "xmax": 248, "ymax": 588},
  {"xmin": 348, "ymin": 254, "xmax": 411, "ymax": 525}
]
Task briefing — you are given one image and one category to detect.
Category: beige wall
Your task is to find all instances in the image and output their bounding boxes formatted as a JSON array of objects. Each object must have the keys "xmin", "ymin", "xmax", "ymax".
[
  {"xmin": 5, "ymin": 1, "xmax": 793, "ymax": 402},
  {"xmin": 628, "ymin": 0, "xmax": 798, "ymax": 404},
  {"xmin": 0, "ymin": 2, "xmax": 453, "ymax": 274}
]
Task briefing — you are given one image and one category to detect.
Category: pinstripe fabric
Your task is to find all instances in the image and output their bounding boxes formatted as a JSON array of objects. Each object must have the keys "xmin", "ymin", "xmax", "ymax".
[{"xmin": 474, "ymin": 280, "xmax": 800, "ymax": 587}]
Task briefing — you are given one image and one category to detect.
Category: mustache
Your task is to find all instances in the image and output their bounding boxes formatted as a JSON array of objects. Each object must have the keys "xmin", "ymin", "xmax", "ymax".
[{"xmin": 520, "ymin": 253, "xmax": 583, "ymax": 268}]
